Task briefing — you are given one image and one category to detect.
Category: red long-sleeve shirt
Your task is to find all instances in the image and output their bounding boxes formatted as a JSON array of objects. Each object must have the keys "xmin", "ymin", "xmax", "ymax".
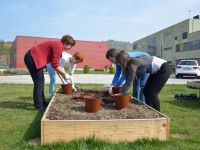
[{"xmin": 30, "ymin": 41, "xmax": 63, "ymax": 69}]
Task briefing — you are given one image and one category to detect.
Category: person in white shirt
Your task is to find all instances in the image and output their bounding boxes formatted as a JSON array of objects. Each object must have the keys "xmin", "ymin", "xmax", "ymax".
[
  {"xmin": 115, "ymin": 50, "xmax": 171, "ymax": 112},
  {"xmin": 46, "ymin": 52, "xmax": 83, "ymax": 100}
]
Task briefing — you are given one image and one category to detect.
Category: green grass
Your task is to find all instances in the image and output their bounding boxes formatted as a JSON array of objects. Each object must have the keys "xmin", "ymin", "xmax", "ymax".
[
  {"xmin": 64, "ymin": 70, "xmax": 113, "ymax": 74},
  {"xmin": 0, "ymin": 83, "xmax": 200, "ymax": 150}
]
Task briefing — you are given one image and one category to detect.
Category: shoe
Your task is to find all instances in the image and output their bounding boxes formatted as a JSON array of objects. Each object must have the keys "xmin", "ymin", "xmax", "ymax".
[
  {"xmin": 75, "ymin": 86, "xmax": 79, "ymax": 89},
  {"xmin": 36, "ymin": 107, "xmax": 46, "ymax": 111},
  {"xmin": 43, "ymin": 102, "xmax": 49, "ymax": 107}
]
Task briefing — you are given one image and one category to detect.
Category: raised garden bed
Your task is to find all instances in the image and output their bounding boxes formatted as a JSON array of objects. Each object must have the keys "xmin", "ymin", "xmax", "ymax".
[
  {"xmin": 41, "ymin": 88, "xmax": 170, "ymax": 145},
  {"xmin": 187, "ymin": 81, "xmax": 200, "ymax": 89}
]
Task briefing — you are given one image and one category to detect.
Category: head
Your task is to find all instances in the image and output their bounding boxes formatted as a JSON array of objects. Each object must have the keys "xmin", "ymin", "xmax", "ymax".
[
  {"xmin": 61, "ymin": 35, "xmax": 76, "ymax": 51},
  {"xmin": 71, "ymin": 52, "xmax": 84, "ymax": 64},
  {"xmin": 115, "ymin": 50, "xmax": 134, "ymax": 80},
  {"xmin": 106, "ymin": 48, "xmax": 118, "ymax": 64}
]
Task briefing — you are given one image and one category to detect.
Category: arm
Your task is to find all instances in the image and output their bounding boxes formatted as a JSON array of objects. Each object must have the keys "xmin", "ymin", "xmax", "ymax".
[
  {"xmin": 120, "ymin": 66, "xmax": 135, "ymax": 93},
  {"xmin": 111, "ymin": 63, "xmax": 122, "ymax": 86}
]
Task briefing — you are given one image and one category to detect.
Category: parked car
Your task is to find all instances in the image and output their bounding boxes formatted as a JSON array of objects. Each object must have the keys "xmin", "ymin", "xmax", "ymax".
[{"xmin": 175, "ymin": 60, "xmax": 200, "ymax": 79}]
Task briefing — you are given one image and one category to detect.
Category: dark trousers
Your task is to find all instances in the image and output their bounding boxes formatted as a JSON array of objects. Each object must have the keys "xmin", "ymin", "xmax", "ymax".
[
  {"xmin": 24, "ymin": 50, "xmax": 46, "ymax": 109},
  {"xmin": 143, "ymin": 63, "xmax": 171, "ymax": 112}
]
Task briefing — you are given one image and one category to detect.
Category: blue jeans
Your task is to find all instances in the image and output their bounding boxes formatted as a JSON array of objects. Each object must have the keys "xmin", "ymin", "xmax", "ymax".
[
  {"xmin": 133, "ymin": 73, "xmax": 150, "ymax": 103},
  {"xmin": 46, "ymin": 63, "xmax": 68, "ymax": 100}
]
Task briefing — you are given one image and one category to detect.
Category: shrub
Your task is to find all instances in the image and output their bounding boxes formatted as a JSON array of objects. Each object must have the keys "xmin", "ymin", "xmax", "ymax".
[
  {"xmin": 101, "ymin": 69, "xmax": 104, "ymax": 71},
  {"xmin": 110, "ymin": 66, "xmax": 115, "ymax": 74},
  {"xmin": 84, "ymin": 65, "xmax": 90, "ymax": 73},
  {"xmin": 4, "ymin": 68, "xmax": 30, "ymax": 75},
  {"xmin": 105, "ymin": 65, "xmax": 108, "ymax": 69}
]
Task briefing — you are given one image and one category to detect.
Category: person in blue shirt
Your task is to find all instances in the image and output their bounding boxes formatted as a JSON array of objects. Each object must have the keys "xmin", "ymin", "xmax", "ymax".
[{"xmin": 106, "ymin": 48, "xmax": 149, "ymax": 103}]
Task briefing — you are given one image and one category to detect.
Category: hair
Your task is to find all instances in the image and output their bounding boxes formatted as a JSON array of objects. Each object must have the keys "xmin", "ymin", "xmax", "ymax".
[
  {"xmin": 73, "ymin": 52, "xmax": 84, "ymax": 63},
  {"xmin": 115, "ymin": 50, "xmax": 147, "ymax": 81},
  {"xmin": 61, "ymin": 35, "xmax": 76, "ymax": 46},
  {"xmin": 106, "ymin": 48, "xmax": 117, "ymax": 59}
]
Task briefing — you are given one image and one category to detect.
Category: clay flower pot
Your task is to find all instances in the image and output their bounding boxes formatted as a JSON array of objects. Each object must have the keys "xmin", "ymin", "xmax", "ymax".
[
  {"xmin": 84, "ymin": 96, "xmax": 102, "ymax": 113},
  {"xmin": 112, "ymin": 93, "xmax": 130, "ymax": 109},
  {"xmin": 73, "ymin": 95, "xmax": 84, "ymax": 100},
  {"xmin": 61, "ymin": 84, "xmax": 72, "ymax": 94},
  {"xmin": 112, "ymin": 87, "xmax": 122, "ymax": 94}
]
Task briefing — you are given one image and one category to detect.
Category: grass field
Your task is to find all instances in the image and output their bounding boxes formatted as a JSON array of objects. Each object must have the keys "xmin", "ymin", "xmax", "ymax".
[{"xmin": 0, "ymin": 83, "xmax": 199, "ymax": 150}]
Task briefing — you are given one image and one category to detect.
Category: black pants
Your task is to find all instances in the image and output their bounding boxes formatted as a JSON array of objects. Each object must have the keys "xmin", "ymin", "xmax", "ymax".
[
  {"xmin": 24, "ymin": 50, "xmax": 46, "ymax": 109},
  {"xmin": 143, "ymin": 63, "xmax": 171, "ymax": 112}
]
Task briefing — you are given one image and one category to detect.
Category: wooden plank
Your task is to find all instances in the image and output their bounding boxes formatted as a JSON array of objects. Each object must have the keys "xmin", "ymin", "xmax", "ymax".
[{"xmin": 42, "ymin": 119, "xmax": 168, "ymax": 144}]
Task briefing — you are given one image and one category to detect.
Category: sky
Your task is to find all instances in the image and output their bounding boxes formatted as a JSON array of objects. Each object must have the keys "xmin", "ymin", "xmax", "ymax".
[{"xmin": 0, "ymin": 0, "xmax": 200, "ymax": 43}]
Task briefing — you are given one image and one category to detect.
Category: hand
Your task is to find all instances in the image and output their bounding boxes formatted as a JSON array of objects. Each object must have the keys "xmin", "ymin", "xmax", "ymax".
[
  {"xmin": 108, "ymin": 86, "xmax": 113, "ymax": 95},
  {"xmin": 62, "ymin": 74, "xmax": 70, "ymax": 80},
  {"xmin": 72, "ymin": 85, "xmax": 77, "ymax": 92}
]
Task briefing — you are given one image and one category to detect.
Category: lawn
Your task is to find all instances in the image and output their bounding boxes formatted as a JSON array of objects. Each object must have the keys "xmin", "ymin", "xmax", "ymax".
[{"xmin": 0, "ymin": 83, "xmax": 199, "ymax": 150}]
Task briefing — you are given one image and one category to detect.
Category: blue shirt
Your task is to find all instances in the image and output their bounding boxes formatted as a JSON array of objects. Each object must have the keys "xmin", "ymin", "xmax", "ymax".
[{"xmin": 111, "ymin": 51, "xmax": 149, "ymax": 86}]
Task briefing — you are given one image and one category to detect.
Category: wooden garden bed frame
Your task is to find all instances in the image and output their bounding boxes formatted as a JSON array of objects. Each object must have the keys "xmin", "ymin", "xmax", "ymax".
[{"xmin": 41, "ymin": 89, "xmax": 170, "ymax": 145}]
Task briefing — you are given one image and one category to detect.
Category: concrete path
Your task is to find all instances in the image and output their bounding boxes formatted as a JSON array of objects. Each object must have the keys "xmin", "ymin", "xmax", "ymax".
[{"xmin": 0, "ymin": 74, "xmax": 199, "ymax": 84}]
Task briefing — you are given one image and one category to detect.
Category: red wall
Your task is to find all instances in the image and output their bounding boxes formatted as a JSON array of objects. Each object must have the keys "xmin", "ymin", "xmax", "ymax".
[{"xmin": 10, "ymin": 36, "xmax": 111, "ymax": 69}]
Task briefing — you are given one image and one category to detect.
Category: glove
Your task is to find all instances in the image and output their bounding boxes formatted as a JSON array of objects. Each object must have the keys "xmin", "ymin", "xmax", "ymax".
[
  {"xmin": 72, "ymin": 85, "xmax": 77, "ymax": 92},
  {"xmin": 108, "ymin": 86, "xmax": 113, "ymax": 95},
  {"xmin": 62, "ymin": 74, "xmax": 70, "ymax": 80}
]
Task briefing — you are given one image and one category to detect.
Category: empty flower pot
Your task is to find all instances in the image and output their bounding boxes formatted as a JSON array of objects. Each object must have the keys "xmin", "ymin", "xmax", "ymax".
[
  {"xmin": 112, "ymin": 87, "xmax": 122, "ymax": 94},
  {"xmin": 73, "ymin": 95, "xmax": 84, "ymax": 100},
  {"xmin": 112, "ymin": 93, "xmax": 130, "ymax": 109},
  {"xmin": 61, "ymin": 84, "xmax": 72, "ymax": 94},
  {"xmin": 84, "ymin": 96, "xmax": 102, "ymax": 113}
]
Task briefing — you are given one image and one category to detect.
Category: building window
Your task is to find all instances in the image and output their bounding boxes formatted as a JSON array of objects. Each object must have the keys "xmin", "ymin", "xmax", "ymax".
[
  {"xmin": 133, "ymin": 44, "xmax": 137, "ymax": 50},
  {"xmin": 197, "ymin": 40, "xmax": 200, "ymax": 49},
  {"xmin": 184, "ymin": 42, "xmax": 189, "ymax": 51},
  {"xmin": 176, "ymin": 44, "xmax": 180, "ymax": 52},
  {"xmin": 147, "ymin": 37, "xmax": 157, "ymax": 56},
  {"xmin": 164, "ymin": 31, "xmax": 172, "ymax": 36},
  {"xmin": 182, "ymin": 32, "xmax": 187, "ymax": 39},
  {"xmin": 190, "ymin": 41, "xmax": 196, "ymax": 50},
  {"xmin": 175, "ymin": 36, "xmax": 177, "ymax": 40},
  {"xmin": 164, "ymin": 47, "xmax": 172, "ymax": 50},
  {"xmin": 10, "ymin": 50, "xmax": 16, "ymax": 61}
]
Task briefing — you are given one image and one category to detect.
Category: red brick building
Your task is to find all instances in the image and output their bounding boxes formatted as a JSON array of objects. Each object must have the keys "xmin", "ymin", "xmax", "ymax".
[{"xmin": 10, "ymin": 36, "xmax": 111, "ymax": 69}]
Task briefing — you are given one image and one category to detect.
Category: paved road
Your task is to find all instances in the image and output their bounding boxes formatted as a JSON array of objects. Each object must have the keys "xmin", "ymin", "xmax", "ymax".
[{"xmin": 0, "ymin": 74, "xmax": 199, "ymax": 84}]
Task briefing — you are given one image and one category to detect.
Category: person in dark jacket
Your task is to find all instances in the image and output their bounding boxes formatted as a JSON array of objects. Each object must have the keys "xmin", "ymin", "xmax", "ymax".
[{"xmin": 115, "ymin": 50, "xmax": 171, "ymax": 112}]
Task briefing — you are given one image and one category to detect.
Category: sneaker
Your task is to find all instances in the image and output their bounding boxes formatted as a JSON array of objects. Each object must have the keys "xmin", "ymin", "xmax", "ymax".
[
  {"xmin": 36, "ymin": 107, "xmax": 46, "ymax": 111},
  {"xmin": 75, "ymin": 86, "xmax": 79, "ymax": 89}
]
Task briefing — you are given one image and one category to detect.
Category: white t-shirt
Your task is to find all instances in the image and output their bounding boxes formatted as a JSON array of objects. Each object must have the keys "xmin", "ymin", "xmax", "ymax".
[
  {"xmin": 151, "ymin": 56, "xmax": 167, "ymax": 74},
  {"xmin": 59, "ymin": 52, "xmax": 76, "ymax": 73}
]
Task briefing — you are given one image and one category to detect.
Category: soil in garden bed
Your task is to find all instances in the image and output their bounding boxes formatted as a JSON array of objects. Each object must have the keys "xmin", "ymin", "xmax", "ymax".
[{"xmin": 46, "ymin": 88, "xmax": 164, "ymax": 120}]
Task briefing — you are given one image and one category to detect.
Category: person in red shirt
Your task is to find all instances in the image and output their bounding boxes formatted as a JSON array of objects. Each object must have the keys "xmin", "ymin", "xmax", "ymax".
[{"xmin": 24, "ymin": 35, "xmax": 75, "ymax": 111}]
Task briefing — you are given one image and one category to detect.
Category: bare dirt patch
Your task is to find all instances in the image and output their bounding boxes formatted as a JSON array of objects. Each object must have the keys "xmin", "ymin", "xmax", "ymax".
[{"xmin": 46, "ymin": 88, "xmax": 164, "ymax": 120}]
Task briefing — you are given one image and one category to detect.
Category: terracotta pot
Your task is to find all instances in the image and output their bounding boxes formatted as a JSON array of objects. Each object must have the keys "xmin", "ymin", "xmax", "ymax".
[
  {"xmin": 84, "ymin": 96, "xmax": 102, "ymax": 113},
  {"xmin": 73, "ymin": 95, "xmax": 84, "ymax": 100},
  {"xmin": 112, "ymin": 87, "xmax": 122, "ymax": 94},
  {"xmin": 112, "ymin": 93, "xmax": 130, "ymax": 109},
  {"xmin": 61, "ymin": 84, "xmax": 72, "ymax": 94}
]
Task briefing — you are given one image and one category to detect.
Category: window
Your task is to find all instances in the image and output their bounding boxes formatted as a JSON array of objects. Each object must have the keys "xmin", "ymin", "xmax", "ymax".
[
  {"xmin": 190, "ymin": 41, "xmax": 196, "ymax": 50},
  {"xmin": 179, "ymin": 61, "xmax": 197, "ymax": 65},
  {"xmin": 147, "ymin": 37, "xmax": 157, "ymax": 56},
  {"xmin": 164, "ymin": 47, "xmax": 172, "ymax": 50},
  {"xmin": 164, "ymin": 31, "xmax": 172, "ymax": 36},
  {"xmin": 184, "ymin": 42, "xmax": 189, "ymax": 51},
  {"xmin": 182, "ymin": 32, "xmax": 187, "ymax": 39},
  {"xmin": 175, "ymin": 36, "xmax": 177, "ymax": 40},
  {"xmin": 197, "ymin": 40, "xmax": 200, "ymax": 49},
  {"xmin": 10, "ymin": 50, "xmax": 16, "ymax": 61},
  {"xmin": 133, "ymin": 44, "xmax": 137, "ymax": 50},
  {"xmin": 176, "ymin": 44, "xmax": 180, "ymax": 52}
]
